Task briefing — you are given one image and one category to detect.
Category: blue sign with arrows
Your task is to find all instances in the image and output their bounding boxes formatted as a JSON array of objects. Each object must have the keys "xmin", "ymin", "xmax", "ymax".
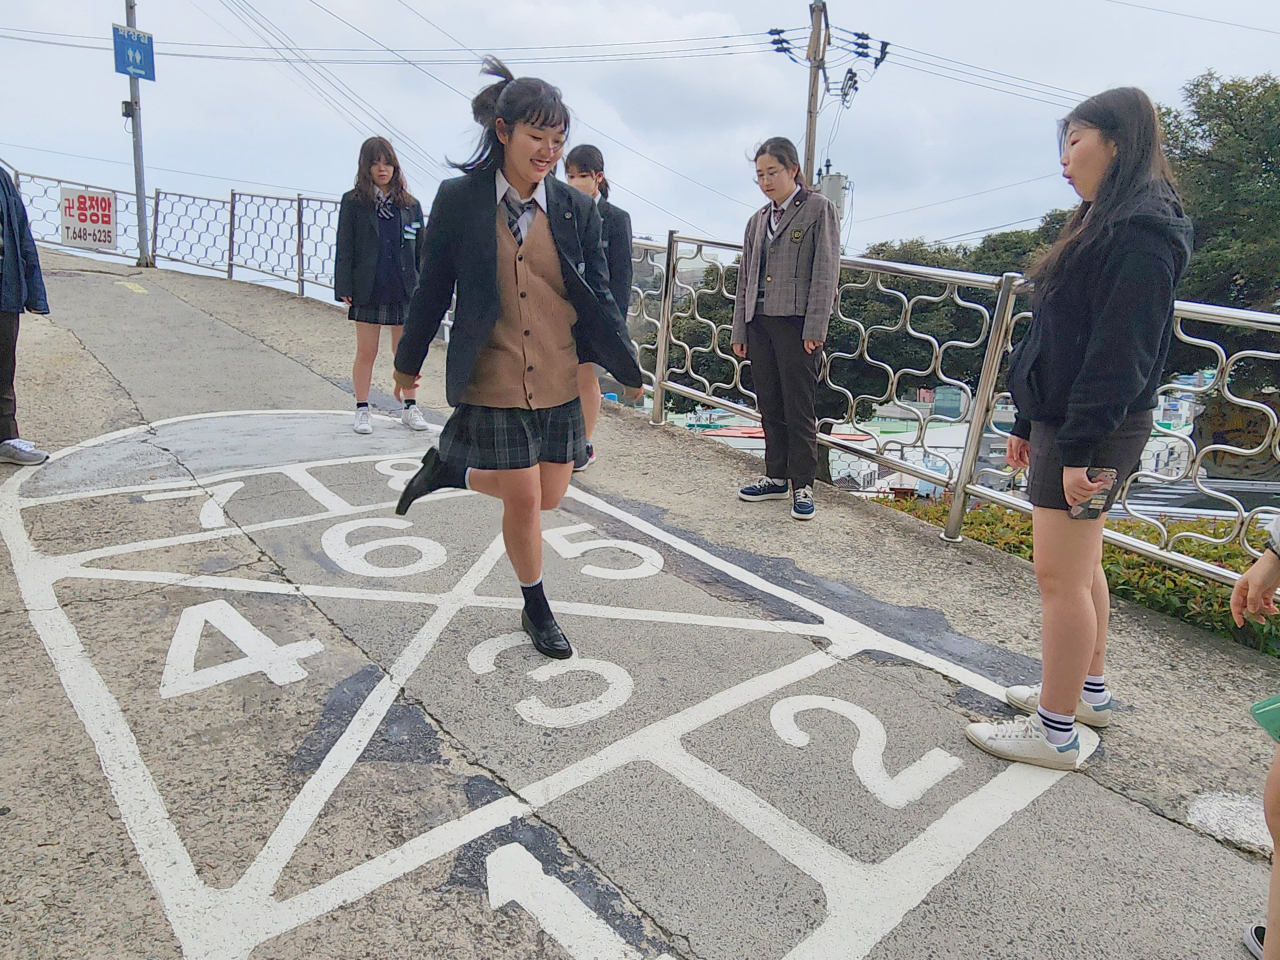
[{"xmin": 112, "ymin": 24, "xmax": 155, "ymax": 82}]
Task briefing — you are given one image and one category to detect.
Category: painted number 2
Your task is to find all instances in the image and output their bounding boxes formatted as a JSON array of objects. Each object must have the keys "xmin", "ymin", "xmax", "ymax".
[{"xmin": 771, "ymin": 695, "xmax": 962, "ymax": 809}]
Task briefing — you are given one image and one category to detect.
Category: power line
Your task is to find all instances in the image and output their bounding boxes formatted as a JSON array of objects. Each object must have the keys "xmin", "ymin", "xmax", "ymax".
[
  {"xmin": 929, "ymin": 216, "xmax": 1044, "ymax": 246},
  {"xmin": 854, "ymin": 173, "xmax": 1062, "ymax": 224},
  {"xmin": 1098, "ymin": 0, "xmax": 1280, "ymax": 37},
  {"xmin": 0, "ymin": 140, "xmax": 336, "ymax": 195},
  {"xmin": 878, "ymin": 59, "xmax": 1077, "ymax": 109}
]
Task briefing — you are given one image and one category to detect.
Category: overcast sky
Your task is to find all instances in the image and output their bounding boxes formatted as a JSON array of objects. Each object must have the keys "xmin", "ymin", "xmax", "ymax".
[{"xmin": 2, "ymin": 0, "xmax": 1276, "ymax": 254}]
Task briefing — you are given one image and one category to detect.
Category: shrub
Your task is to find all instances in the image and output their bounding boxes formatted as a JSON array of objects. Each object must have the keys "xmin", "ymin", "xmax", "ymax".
[{"xmin": 874, "ymin": 496, "xmax": 1280, "ymax": 655}]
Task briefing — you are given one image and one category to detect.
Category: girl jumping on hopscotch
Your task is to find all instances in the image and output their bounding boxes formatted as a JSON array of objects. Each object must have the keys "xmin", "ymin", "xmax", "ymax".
[{"xmin": 392, "ymin": 59, "xmax": 643, "ymax": 659}]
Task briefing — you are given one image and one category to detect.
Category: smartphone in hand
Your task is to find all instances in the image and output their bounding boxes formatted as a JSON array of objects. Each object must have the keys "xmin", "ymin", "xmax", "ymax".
[{"xmin": 1068, "ymin": 468, "xmax": 1119, "ymax": 520}]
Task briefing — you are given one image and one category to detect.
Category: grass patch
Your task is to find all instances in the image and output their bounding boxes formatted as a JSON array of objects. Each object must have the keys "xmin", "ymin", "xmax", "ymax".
[{"xmin": 874, "ymin": 496, "xmax": 1280, "ymax": 656}]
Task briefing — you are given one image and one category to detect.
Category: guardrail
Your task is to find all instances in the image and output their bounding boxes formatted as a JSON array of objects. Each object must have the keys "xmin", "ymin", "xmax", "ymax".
[
  {"xmin": 9, "ymin": 160, "xmax": 1276, "ymax": 585},
  {"xmin": 645, "ymin": 229, "xmax": 1280, "ymax": 587}
]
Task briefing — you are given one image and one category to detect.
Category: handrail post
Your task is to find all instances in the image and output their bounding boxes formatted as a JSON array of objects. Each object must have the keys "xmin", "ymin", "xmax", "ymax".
[
  {"xmin": 942, "ymin": 271, "xmax": 1021, "ymax": 542},
  {"xmin": 227, "ymin": 191, "xmax": 236, "ymax": 280},
  {"xmin": 150, "ymin": 188, "xmax": 159, "ymax": 263},
  {"xmin": 296, "ymin": 194, "xmax": 305, "ymax": 296},
  {"xmin": 650, "ymin": 229, "xmax": 678, "ymax": 426}
]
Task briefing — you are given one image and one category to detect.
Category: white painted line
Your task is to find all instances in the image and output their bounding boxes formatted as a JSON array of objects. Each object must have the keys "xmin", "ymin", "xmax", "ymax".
[{"xmin": 1188, "ymin": 792, "xmax": 1272, "ymax": 850}]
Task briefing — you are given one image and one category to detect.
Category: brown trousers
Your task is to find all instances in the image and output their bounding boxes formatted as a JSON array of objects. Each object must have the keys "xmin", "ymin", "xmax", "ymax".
[
  {"xmin": 0, "ymin": 312, "xmax": 18, "ymax": 441},
  {"xmin": 747, "ymin": 313, "xmax": 821, "ymax": 488}
]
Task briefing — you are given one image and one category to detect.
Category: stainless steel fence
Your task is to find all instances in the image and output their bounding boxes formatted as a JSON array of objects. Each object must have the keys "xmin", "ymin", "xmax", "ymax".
[{"xmin": 645, "ymin": 230, "xmax": 1280, "ymax": 588}]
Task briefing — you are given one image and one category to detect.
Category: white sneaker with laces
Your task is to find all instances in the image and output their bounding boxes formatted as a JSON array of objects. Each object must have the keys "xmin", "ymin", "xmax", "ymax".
[
  {"xmin": 353, "ymin": 407, "xmax": 373, "ymax": 435},
  {"xmin": 1005, "ymin": 683, "xmax": 1112, "ymax": 728},
  {"xmin": 965, "ymin": 712, "xmax": 1080, "ymax": 770},
  {"xmin": 0, "ymin": 438, "xmax": 49, "ymax": 465},
  {"xmin": 402, "ymin": 404, "xmax": 429, "ymax": 431}
]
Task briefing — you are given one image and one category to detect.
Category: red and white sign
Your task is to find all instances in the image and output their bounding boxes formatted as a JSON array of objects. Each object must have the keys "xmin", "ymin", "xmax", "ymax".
[{"xmin": 59, "ymin": 187, "xmax": 117, "ymax": 250}]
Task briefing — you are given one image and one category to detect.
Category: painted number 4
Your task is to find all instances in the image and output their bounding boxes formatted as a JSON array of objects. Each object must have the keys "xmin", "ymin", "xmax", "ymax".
[{"xmin": 159, "ymin": 599, "xmax": 323, "ymax": 699}]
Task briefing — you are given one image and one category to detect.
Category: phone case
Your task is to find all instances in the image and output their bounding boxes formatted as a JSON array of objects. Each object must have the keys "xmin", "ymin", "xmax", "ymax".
[
  {"xmin": 1068, "ymin": 468, "xmax": 1119, "ymax": 520},
  {"xmin": 1251, "ymin": 693, "xmax": 1280, "ymax": 744}
]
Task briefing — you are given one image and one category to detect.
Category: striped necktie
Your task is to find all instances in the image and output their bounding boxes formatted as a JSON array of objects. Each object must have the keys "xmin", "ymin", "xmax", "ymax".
[
  {"xmin": 766, "ymin": 203, "xmax": 784, "ymax": 243},
  {"xmin": 503, "ymin": 193, "xmax": 537, "ymax": 246}
]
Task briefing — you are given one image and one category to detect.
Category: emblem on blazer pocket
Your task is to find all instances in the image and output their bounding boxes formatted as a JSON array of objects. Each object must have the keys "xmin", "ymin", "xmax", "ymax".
[{"xmin": 791, "ymin": 229, "xmax": 804, "ymax": 242}]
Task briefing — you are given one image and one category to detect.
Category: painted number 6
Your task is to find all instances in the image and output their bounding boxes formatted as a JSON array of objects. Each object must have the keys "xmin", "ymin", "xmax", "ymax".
[{"xmin": 320, "ymin": 518, "xmax": 446, "ymax": 578}]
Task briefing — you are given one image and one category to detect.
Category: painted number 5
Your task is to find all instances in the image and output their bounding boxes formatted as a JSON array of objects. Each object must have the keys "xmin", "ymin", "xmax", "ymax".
[
  {"xmin": 771, "ymin": 695, "xmax": 962, "ymax": 809},
  {"xmin": 543, "ymin": 523, "xmax": 663, "ymax": 580}
]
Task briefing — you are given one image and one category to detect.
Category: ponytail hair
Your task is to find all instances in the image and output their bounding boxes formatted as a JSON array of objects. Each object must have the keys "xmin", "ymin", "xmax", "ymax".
[
  {"xmin": 453, "ymin": 56, "xmax": 571, "ymax": 175},
  {"xmin": 754, "ymin": 137, "xmax": 807, "ymax": 187},
  {"xmin": 565, "ymin": 144, "xmax": 609, "ymax": 200}
]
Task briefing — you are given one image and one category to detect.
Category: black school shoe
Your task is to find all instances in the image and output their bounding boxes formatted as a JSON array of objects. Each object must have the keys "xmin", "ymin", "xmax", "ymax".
[
  {"xmin": 521, "ymin": 610, "xmax": 572, "ymax": 659},
  {"xmin": 396, "ymin": 448, "xmax": 448, "ymax": 515},
  {"xmin": 1245, "ymin": 923, "xmax": 1265, "ymax": 960}
]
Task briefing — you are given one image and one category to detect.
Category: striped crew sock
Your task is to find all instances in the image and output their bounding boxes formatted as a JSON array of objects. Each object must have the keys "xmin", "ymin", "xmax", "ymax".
[
  {"xmin": 1036, "ymin": 705, "xmax": 1076, "ymax": 746},
  {"xmin": 1082, "ymin": 674, "xmax": 1108, "ymax": 705}
]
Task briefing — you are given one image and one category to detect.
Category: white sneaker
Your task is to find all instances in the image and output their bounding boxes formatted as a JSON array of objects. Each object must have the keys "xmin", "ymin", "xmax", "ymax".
[
  {"xmin": 1005, "ymin": 684, "xmax": 1112, "ymax": 728},
  {"xmin": 353, "ymin": 407, "xmax": 373, "ymax": 435},
  {"xmin": 965, "ymin": 712, "xmax": 1080, "ymax": 770},
  {"xmin": 402, "ymin": 404, "xmax": 429, "ymax": 431},
  {"xmin": 0, "ymin": 438, "xmax": 49, "ymax": 465}
]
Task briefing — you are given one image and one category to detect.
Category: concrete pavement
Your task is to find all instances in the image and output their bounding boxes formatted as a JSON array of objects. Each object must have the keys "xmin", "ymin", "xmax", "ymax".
[{"xmin": 1, "ymin": 248, "xmax": 1276, "ymax": 959}]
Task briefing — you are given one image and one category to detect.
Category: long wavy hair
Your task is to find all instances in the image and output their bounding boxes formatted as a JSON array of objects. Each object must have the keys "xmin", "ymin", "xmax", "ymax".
[
  {"xmin": 1027, "ymin": 87, "xmax": 1180, "ymax": 303},
  {"xmin": 353, "ymin": 136, "xmax": 414, "ymax": 208},
  {"xmin": 452, "ymin": 57, "xmax": 570, "ymax": 175}
]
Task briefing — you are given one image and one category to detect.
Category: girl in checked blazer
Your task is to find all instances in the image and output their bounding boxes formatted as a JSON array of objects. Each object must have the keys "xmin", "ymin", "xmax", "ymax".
[{"xmin": 730, "ymin": 137, "xmax": 842, "ymax": 521}]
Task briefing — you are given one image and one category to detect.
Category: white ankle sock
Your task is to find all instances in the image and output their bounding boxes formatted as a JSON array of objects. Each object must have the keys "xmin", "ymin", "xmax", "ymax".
[
  {"xmin": 463, "ymin": 467, "xmax": 472, "ymax": 491},
  {"xmin": 1081, "ymin": 674, "xmax": 1108, "ymax": 705},
  {"xmin": 1036, "ymin": 705, "xmax": 1076, "ymax": 745}
]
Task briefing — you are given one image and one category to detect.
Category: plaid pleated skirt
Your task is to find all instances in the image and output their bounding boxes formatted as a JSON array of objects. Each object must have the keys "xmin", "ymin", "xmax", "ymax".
[
  {"xmin": 438, "ymin": 399, "xmax": 586, "ymax": 470},
  {"xmin": 348, "ymin": 302, "xmax": 409, "ymax": 325}
]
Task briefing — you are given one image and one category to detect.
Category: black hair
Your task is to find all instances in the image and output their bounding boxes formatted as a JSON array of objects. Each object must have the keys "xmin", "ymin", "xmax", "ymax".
[
  {"xmin": 565, "ymin": 144, "xmax": 609, "ymax": 199},
  {"xmin": 452, "ymin": 57, "xmax": 571, "ymax": 175},
  {"xmin": 754, "ymin": 137, "xmax": 806, "ymax": 187},
  {"xmin": 1028, "ymin": 87, "xmax": 1180, "ymax": 302}
]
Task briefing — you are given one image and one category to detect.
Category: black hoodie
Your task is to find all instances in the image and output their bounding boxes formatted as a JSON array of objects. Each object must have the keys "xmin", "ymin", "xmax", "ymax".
[{"xmin": 1007, "ymin": 193, "xmax": 1194, "ymax": 467}]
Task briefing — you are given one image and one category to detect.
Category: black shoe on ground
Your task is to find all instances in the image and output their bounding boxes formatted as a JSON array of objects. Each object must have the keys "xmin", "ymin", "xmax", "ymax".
[
  {"xmin": 396, "ymin": 447, "xmax": 447, "ymax": 515},
  {"xmin": 521, "ymin": 610, "xmax": 572, "ymax": 659}
]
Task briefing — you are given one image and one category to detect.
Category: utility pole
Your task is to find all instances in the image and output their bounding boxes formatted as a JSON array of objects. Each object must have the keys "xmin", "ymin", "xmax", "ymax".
[
  {"xmin": 124, "ymin": 0, "xmax": 153, "ymax": 266},
  {"xmin": 802, "ymin": 1, "xmax": 829, "ymax": 186}
]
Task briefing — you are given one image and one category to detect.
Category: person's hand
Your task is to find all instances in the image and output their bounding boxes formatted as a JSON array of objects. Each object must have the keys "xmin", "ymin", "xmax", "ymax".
[
  {"xmin": 622, "ymin": 384, "xmax": 644, "ymax": 402},
  {"xmin": 1232, "ymin": 550, "xmax": 1280, "ymax": 627},
  {"xmin": 342, "ymin": 296, "xmax": 353, "ymax": 306},
  {"xmin": 732, "ymin": 342, "xmax": 747, "ymax": 359},
  {"xmin": 804, "ymin": 340, "xmax": 823, "ymax": 354},
  {"xmin": 392, "ymin": 369, "xmax": 419, "ymax": 402},
  {"xmin": 1006, "ymin": 435, "xmax": 1030, "ymax": 470},
  {"xmin": 1062, "ymin": 466, "xmax": 1111, "ymax": 507}
]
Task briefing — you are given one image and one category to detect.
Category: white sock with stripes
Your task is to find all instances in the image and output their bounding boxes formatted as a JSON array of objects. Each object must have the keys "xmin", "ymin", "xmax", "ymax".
[
  {"xmin": 1081, "ymin": 674, "xmax": 1108, "ymax": 705},
  {"xmin": 1036, "ymin": 705, "xmax": 1076, "ymax": 745}
]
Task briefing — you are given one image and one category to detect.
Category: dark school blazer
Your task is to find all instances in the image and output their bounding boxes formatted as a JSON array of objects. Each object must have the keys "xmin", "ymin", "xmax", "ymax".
[
  {"xmin": 333, "ymin": 190, "xmax": 427, "ymax": 306},
  {"xmin": 395, "ymin": 167, "xmax": 643, "ymax": 407},
  {"xmin": 598, "ymin": 197, "xmax": 633, "ymax": 320}
]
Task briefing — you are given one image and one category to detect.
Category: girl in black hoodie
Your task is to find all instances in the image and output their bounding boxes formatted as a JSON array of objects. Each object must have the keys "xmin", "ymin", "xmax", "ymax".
[{"xmin": 966, "ymin": 87, "xmax": 1193, "ymax": 770}]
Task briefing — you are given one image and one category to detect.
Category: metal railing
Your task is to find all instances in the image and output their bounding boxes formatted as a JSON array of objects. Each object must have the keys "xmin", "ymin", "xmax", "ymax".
[
  {"xmin": 10, "ymin": 159, "xmax": 1276, "ymax": 586},
  {"xmin": 644, "ymin": 230, "xmax": 1280, "ymax": 588}
]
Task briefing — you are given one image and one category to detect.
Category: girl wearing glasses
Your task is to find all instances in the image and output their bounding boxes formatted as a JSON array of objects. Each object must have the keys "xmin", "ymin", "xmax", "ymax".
[{"xmin": 730, "ymin": 137, "xmax": 842, "ymax": 521}]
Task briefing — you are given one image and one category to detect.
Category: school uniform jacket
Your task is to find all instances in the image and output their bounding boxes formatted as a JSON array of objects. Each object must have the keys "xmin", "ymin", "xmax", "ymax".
[
  {"xmin": 598, "ymin": 197, "xmax": 633, "ymax": 320},
  {"xmin": 394, "ymin": 167, "xmax": 643, "ymax": 407},
  {"xmin": 333, "ymin": 190, "xmax": 426, "ymax": 306},
  {"xmin": 730, "ymin": 187, "xmax": 841, "ymax": 345}
]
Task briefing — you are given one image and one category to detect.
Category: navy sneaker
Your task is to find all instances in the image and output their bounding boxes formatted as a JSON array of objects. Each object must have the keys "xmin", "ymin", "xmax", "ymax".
[
  {"xmin": 739, "ymin": 476, "xmax": 789, "ymax": 501},
  {"xmin": 791, "ymin": 485, "xmax": 815, "ymax": 520},
  {"xmin": 573, "ymin": 441, "xmax": 596, "ymax": 473}
]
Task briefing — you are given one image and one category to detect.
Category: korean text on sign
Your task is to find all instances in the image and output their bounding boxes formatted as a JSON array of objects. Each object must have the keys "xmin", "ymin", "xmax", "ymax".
[{"xmin": 59, "ymin": 188, "xmax": 118, "ymax": 251}]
